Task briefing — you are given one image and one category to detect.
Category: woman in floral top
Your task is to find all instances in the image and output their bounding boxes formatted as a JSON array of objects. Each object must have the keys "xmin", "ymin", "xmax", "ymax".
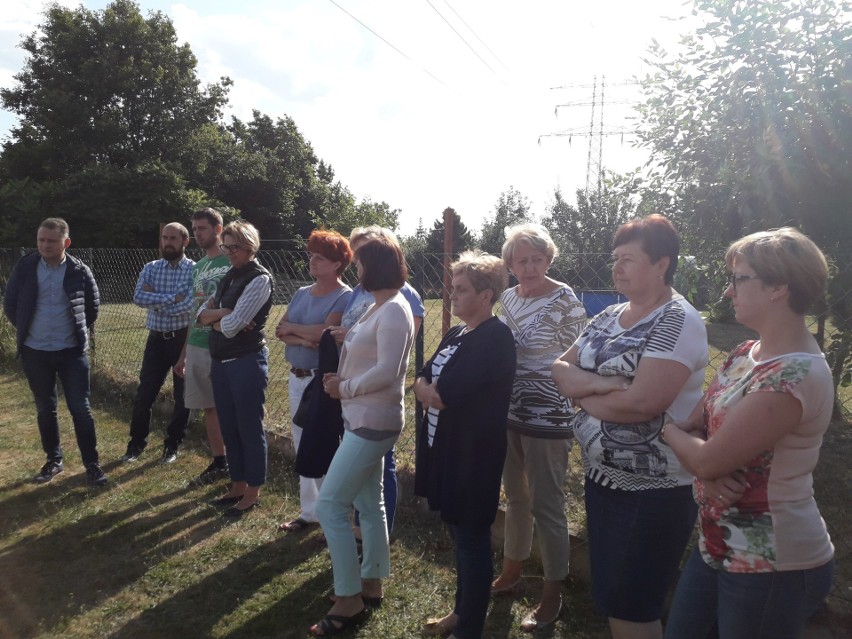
[{"xmin": 663, "ymin": 228, "xmax": 834, "ymax": 639}]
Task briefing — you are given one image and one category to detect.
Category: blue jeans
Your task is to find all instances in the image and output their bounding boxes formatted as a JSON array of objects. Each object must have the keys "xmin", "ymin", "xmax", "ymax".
[
  {"xmin": 664, "ymin": 548, "xmax": 835, "ymax": 639},
  {"xmin": 317, "ymin": 429, "xmax": 397, "ymax": 596},
  {"xmin": 353, "ymin": 447, "xmax": 397, "ymax": 534},
  {"xmin": 20, "ymin": 346, "xmax": 99, "ymax": 466},
  {"xmin": 210, "ymin": 348, "xmax": 268, "ymax": 487},
  {"xmin": 449, "ymin": 523, "xmax": 493, "ymax": 639},
  {"xmin": 128, "ymin": 329, "xmax": 190, "ymax": 450}
]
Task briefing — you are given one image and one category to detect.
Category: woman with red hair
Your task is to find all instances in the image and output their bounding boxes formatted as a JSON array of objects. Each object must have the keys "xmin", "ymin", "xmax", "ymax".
[{"xmin": 276, "ymin": 230, "xmax": 353, "ymax": 532}]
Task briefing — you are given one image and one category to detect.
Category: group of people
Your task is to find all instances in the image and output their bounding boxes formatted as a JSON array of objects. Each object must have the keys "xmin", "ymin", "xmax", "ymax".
[{"xmin": 3, "ymin": 212, "xmax": 836, "ymax": 639}]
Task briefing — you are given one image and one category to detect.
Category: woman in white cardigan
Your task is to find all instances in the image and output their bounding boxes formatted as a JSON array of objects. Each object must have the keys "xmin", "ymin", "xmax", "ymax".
[{"xmin": 309, "ymin": 238, "xmax": 415, "ymax": 636}]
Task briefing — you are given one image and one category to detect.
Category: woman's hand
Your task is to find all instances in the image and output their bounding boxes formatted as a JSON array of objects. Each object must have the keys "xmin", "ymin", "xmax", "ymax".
[
  {"xmin": 701, "ymin": 471, "xmax": 750, "ymax": 509},
  {"xmin": 328, "ymin": 325, "xmax": 349, "ymax": 345},
  {"xmin": 323, "ymin": 373, "xmax": 342, "ymax": 399},
  {"xmin": 414, "ymin": 377, "xmax": 445, "ymax": 410},
  {"xmin": 198, "ymin": 307, "xmax": 231, "ymax": 326},
  {"xmin": 593, "ymin": 375, "xmax": 631, "ymax": 395}
]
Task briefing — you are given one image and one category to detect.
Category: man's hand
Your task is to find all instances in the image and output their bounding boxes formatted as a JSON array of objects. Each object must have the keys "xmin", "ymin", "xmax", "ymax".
[{"xmin": 173, "ymin": 356, "xmax": 186, "ymax": 378}]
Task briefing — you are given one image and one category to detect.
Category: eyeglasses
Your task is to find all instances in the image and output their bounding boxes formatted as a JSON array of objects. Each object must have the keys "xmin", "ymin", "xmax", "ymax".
[
  {"xmin": 729, "ymin": 273, "xmax": 761, "ymax": 291},
  {"xmin": 219, "ymin": 243, "xmax": 242, "ymax": 253}
]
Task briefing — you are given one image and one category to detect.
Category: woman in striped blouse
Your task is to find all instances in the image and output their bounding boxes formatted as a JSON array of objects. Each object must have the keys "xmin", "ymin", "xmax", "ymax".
[{"xmin": 491, "ymin": 224, "xmax": 588, "ymax": 632}]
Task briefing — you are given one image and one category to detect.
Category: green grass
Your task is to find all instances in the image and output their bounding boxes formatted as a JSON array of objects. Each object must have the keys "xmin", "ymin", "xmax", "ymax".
[
  {"xmin": 0, "ymin": 366, "xmax": 611, "ymax": 639},
  {"xmin": 3, "ymin": 305, "xmax": 850, "ymax": 637}
]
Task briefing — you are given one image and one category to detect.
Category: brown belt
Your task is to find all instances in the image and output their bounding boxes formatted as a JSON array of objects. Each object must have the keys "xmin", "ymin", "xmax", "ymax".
[{"xmin": 291, "ymin": 367, "xmax": 315, "ymax": 378}]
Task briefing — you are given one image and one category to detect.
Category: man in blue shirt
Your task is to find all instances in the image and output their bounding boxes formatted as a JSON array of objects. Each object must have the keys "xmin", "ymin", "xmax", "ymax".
[
  {"xmin": 3, "ymin": 218, "xmax": 107, "ymax": 486},
  {"xmin": 122, "ymin": 222, "xmax": 195, "ymax": 464}
]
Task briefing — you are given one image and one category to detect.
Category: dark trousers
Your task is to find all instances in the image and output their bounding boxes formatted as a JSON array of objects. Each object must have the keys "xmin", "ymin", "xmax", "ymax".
[
  {"xmin": 128, "ymin": 328, "xmax": 190, "ymax": 450},
  {"xmin": 210, "ymin": 348, "xmax": 268, "ymax": 487},
  {"xmin": 20, "ymin": 346, "xmax": 99, "ymax": 466},
  {"xmin": 449, "ymin": 522, "xmax": 494, "ymax": 639}
]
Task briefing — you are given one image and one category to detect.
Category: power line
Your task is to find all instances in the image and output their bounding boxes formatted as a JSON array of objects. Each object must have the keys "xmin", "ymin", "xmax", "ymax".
[
  {"xmin": 440, "ymin": 0, "xmax": 510, "ymax": 72},
  {"xmin": 424, "ymin": 0, "xmax": 504, "ymax": 83},
  {"xmin": 327, "ymin": 0, "xmax": 451, "ymax": 90}
]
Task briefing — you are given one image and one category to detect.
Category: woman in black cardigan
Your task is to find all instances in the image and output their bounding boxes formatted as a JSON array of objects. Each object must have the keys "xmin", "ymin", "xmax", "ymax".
[{"xmin": 414, "ymin": 251, "xmax": 516, "ymax": 639}]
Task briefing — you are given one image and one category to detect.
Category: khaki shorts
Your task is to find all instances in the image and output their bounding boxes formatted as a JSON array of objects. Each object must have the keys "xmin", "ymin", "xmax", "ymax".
[{"xmin": 184, "ymin": 344, "xmax": 215, "ymax": 409}]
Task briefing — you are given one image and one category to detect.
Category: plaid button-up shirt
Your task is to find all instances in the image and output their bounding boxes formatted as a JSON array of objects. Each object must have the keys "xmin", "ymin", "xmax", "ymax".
[{"xmin": 133, "ymin": 256, "xmax": 195, "ymax": 332}]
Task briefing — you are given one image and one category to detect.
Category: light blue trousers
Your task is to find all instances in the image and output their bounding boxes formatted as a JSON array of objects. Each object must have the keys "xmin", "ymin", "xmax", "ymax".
[{"xmin": 317, "ymin": 429, "xmax": 398, "ymax": 596}]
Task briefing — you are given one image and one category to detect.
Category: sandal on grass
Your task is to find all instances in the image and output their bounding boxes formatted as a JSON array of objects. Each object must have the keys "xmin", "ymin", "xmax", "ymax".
[
  {"xmin": 519, "ymin": 600, "xmax": 562, "ymax": 633},
  {"xmin": 278, "ymin": 517, "xmax": 318, "ymax": 533},
  {"xmin": 422, "ymin": 613, "xmax": 457, "ymax": 637},
  {"xmin": 309, "ymin": 608, "xmax": 370, "ymax": 636}
]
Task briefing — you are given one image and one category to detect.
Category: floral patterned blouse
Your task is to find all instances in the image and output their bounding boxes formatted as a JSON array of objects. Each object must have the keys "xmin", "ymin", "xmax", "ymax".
[{"xmin": 697, "ymin": 340, "xmax": 835, "ymax": 573}]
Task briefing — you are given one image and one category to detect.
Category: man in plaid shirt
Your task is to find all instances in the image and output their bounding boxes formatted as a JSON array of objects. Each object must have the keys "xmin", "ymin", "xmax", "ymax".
[{"xmin": 122, "ymin": 222, "xmax": 195, "ymax": 464}]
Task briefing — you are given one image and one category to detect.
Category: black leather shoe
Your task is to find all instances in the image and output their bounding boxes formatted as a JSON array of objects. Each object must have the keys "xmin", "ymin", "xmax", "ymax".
[
  {"xmin": 222, "ymin": 501, "xmax": 260, "ymax": 519},
  {"xmin": 209, "ymin": 495, "xmax": 244, "ymax": 507},
  {"xmin": 189, "ymin": 461, "xmax": 230, "ymax": 487}
]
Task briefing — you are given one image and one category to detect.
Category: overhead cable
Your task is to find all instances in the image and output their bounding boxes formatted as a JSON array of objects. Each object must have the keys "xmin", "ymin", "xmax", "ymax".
[
  {"xmin": 327, "ymin": 0, "xmax": 451, "ymax": 90},
  {"xmin": 424, "ymin": 0, "xmax": 505, "ymax": 84}
]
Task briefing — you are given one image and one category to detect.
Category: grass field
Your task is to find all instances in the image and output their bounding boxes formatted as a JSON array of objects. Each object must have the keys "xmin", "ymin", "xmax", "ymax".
[{"xmin": 2, "ymin": 299, "xmax": 851, "ymax": 637}]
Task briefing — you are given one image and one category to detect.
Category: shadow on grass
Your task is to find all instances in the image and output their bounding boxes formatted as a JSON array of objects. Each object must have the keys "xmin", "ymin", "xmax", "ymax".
[
  {"xmin": 109, "ymin": 535, "xmax": 334, "ymax": 639},
  {"xmin": 0, "ymin": 457, "xmax": 164, "ymax": 537},
  {"xmin": 0, "ymin": 485, "xmax": 218, "ymax": 638}
]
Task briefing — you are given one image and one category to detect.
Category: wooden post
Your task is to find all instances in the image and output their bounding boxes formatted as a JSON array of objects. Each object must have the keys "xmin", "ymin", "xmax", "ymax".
[{"xmin": 442, "ymin": 207, "xmax": 454, "ymax": 335}]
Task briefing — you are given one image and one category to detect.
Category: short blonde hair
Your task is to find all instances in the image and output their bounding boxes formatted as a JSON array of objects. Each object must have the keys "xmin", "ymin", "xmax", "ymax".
[
  {"xmin": 222, "ymin": 221, "xmax": 261, "ymax": 255},
  {"xmin": 349, "ymin": 225, "xmax": 400, "ymax": 247},
  {"xmin": 451, "ymin": 250, "xmax": 508, "ymax": 307},
  {"xmin": 725, "ymin": 227, "xmax": 828, "ymax": 314},
  {"xmin": 501, "ymin": 223, "xmax": 558, "ymax": 267}
]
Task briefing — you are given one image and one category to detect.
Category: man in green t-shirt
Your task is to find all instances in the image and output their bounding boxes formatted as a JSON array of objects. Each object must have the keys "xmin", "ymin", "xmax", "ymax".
[{"xmin": 174, "ymin": 208, "xmax": 232, "ymax": 486}]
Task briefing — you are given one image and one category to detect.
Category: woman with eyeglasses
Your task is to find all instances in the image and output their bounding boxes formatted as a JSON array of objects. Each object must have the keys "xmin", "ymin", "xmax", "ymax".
[
  {"xmin": 551, "ymin": 214, "xmax": 708, "ymax": 639},
  {"xmin": 197, "ymin": 221, "xmax": 272, "ymax": 519},
  {"xmin": 662, "ymin": 228, "xmax": 834, "ymax": 639},
  {"xmin": 275, "ymin": 229, "xmax": 352, "ymax": 533}
]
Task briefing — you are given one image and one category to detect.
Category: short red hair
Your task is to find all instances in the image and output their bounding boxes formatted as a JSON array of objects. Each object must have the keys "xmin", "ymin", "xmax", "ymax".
[{"xmin": 307, "ymin": 230, "xmax": 352, "ymax": 275}]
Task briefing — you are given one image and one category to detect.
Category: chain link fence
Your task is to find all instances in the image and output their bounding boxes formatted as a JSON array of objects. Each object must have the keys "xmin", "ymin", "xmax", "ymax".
[
  {"xmin": 1, "ymin": 244, "xmax": 851, "ymax": 606},
  {"xmin": 3, "ymin": 245, "xmax": 851, "ymax": 467}
]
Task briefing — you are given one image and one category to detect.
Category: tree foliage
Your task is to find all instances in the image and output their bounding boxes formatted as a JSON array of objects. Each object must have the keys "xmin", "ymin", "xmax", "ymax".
[
  {"xmin": 0, "ymin": 0, "xmax": 397, "ymax": 247},
  {"xmin": 635, "ymin": 0, "xmax": 852, "ymax": 254},
  {"xmin": 542, "ymin": 179, "xmax": 635, "ymax": 290},
  {"xmin": 1, "ymin": 0, "xmax": 230, "ymax": 180},
  {"xmin": 478, "ymin": 186, "xmax": 534, "ymax": 256},
  {"xmin": 635, "ymin": 0, "xmax": 852, "ymax": 401},
  {"xmin": 426, "ymin": 208, "xmax": 474, "ymax": 256}
]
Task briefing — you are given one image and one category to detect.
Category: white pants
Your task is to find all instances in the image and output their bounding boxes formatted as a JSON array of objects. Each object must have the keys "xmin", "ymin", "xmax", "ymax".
[{"xmin": 289, "ymin": 372, "xmax": 323, "ymax": 522}]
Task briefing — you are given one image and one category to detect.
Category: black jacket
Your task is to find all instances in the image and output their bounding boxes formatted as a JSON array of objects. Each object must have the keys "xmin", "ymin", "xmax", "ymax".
[
  {"xmin": 3, "ymin": 251, "xmax": 100, "ymax": 356},
  {"xmin": 294, "ymin": 328, "xmax": 344, "ymax": 478},
  {"xmin": 414, "ymin": 316, "xmax": 516, "ymax": 527}
]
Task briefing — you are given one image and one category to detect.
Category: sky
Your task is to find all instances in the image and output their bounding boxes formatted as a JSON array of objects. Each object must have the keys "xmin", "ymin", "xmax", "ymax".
[{"xmin": 0, "ymin": 0, "xmax": 702, "ymax": 237}]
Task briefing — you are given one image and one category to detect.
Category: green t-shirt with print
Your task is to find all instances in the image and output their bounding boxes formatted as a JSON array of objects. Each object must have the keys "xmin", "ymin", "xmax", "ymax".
[{"xmin": 187, "ymin": 254, "xmax": 231, "ymax": 349}]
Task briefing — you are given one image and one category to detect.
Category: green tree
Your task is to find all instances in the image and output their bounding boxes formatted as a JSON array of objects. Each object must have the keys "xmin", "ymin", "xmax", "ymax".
[
  {"xmin": 426, "ymin": 208, "xmax": 474, "ymax": 256},
  {"xmin": 635, "ymin": 0, "xmax": 852, "ymax": 403},
  {"xmin": 1, "ymin": 0, "xmax": 230, "ymax": 180},
  {"xmin": 478, "ymin": 186, "xmax": 534, "ymax": 256},
  {"xmin": 0, "ymin": 0, "xmax": 231, "ymax": 246},
  {"xmin": 542, "ymin": 179, "xmax": 635, "ymax": 290},
  {"xmin": 635, "ymin": 0, "xmax": 852, "ymax": 254}
]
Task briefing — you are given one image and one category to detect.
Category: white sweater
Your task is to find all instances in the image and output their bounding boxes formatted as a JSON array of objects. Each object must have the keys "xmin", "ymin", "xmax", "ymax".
[{"xmin": 338, "ymin": 291, "xmax": 415, "ymax": 433}]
